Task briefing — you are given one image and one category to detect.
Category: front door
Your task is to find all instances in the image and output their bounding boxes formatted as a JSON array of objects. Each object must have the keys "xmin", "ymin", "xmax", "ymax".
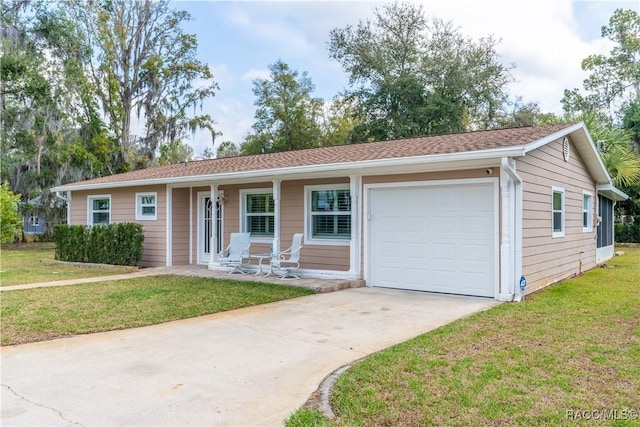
[{"xmin": 199, "ymin": 193, "xmax": 223, "ymax": 264}]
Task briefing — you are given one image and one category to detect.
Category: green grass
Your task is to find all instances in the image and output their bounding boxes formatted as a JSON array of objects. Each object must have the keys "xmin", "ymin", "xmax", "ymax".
[
  {"xmin": 0, "ymin": 243, "xmax": 134, "ymax": 286},
  {"xmin": 287, "ymin": 248, "xmax": 640, "ymax": 427},
  {"xmin": 1, "ymin": 275, "xmax": 314, "ymax": 345}
]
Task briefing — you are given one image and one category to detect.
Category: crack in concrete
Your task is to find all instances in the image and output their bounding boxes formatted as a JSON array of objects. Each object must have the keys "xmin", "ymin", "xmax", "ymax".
[{"xmin": 1, "ymin": 384, "xmax": 83, "ymax": 426}]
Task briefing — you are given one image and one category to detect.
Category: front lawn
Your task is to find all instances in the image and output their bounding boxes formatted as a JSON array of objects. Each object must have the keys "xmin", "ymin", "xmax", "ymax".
[
  {"xmin": 0, "ymin": 243, "xmax": 134, "ymax": 286},
  {"xmin": 288, "ymin": 248, "xmax": 640, "ymax": 426},
  {"xmin": 1, "ymin": 276, "xmax": 314, "ymax": 345}
]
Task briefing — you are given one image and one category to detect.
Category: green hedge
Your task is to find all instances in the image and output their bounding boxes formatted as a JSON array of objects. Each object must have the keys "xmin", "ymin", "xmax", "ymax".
[
  {"xmin": 615, "ymin": 222, "xmax": 640, "ymax": 243},
  {"xmin": 54, "ymin": 223, "xmax": 144, "ymax": 266}
]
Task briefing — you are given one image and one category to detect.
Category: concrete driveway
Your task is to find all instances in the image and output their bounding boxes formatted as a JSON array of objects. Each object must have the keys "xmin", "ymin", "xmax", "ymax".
[{"xmin": 1, "ymin": 288, "xmax": 497, "ymax": 426}]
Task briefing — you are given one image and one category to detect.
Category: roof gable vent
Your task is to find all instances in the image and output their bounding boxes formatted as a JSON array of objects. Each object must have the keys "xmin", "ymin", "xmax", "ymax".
[{"xmin": 562, "ymin": 137, "xmax": 570, "ymax": 161}]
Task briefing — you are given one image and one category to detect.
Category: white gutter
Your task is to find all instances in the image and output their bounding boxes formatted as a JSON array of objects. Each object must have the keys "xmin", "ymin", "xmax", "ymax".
[
  {"xmin": 500, "ymin": 158, "xmax": 523, "ymax": 302},
  {"xmin": 51, "ymin": 145, "xmax": 527, "ymax": 193}
]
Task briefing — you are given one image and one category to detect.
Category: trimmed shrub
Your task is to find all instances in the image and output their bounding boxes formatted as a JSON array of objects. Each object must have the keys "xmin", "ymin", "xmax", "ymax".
[
  {"xmin": 54, "ymin": 225, "xmax": 89, "ymax": 262},
  {"xmin": 54, "ymin": 223, "xmax": 144, "ymax": 266},
  {"xmin": 615, "ymin": 222, "xmax": 640, "ymax": 243}
]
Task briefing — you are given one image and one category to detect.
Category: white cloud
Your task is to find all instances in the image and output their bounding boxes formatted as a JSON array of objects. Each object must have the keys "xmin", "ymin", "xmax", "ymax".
[
  {"xmin": 224, "ymin": 4, "xmax": 312, "ymax": 56},
  {"xmin": 182, "ymin": 0, "xmax": 637, "ymax": 147},
  {"xmin": 241, "ymin": 69, "xmax": 271, "ymax": 81},
  {"xmin": 208, "ymin": 63, "xmax": 235, "ymax": 92},
  {"xmin": 412, "ymin": 0, "xmax": 621, "ymax": 113}
]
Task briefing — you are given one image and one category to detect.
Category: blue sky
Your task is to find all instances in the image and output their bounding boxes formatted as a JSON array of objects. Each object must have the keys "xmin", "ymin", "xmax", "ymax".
[{"xmin": 171, "ymin": 0, "xmax": 640, "ymax": 156}]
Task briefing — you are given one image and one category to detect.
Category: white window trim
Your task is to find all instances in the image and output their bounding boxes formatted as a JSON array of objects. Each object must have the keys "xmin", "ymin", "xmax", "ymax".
[
  {"xmin": 87, "ymin": 195, "xmax": 111, "ymax": 226},
  {"xmin": 552, "ymin": 186, "xmax": 565, "ymax": 238},
  {"xmin": 239, "ymin": 188, "xmax": 274, "ymax": 243},
  {"xmin": 582, "ymin": 191, "xmax": 593, "ymax": 232},
  {"xmin": 136, "ymin": 192, "xmax": 158, "ymax": 221},
  {"xmin": 28, "ymin": 216, "xmax": 40, "ymax": 227},
  {"xmin": 304, "ymin": 184, "xmax": 351, "ymax": 246}
]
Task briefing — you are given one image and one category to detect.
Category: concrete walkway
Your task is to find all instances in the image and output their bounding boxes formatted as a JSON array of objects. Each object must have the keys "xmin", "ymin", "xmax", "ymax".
[
  {"xmin": 1, "ymin": 288, "xmax": 497, "ymax": 426},
  {"xmin": 0, "ymin": 265, "xmax": 364, "ymax": 293}
]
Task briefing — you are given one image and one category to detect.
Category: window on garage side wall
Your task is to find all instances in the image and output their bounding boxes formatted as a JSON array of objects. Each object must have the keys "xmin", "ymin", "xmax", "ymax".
[
  {"xmin": 582, "ymin": 191, "xmax": 593, "ymax": 232},
  {"xmin": 552, "ymin": 187, "xmax": 565, "ymax": 238}
]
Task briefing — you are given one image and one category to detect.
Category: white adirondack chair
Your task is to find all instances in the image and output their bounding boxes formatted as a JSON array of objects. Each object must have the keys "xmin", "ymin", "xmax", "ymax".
[
  {"xmin": 270, "ymin": 233, "xmax": 304, "ymax": 279},
  {"xmin": 219, "ymin": 232, "xmax": 251, "ymax": 274}
]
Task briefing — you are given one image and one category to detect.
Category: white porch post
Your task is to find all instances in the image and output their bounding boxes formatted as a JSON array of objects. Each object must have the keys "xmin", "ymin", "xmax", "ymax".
[
  {"xmin": 272, "ymin": 180, "xmax": 281, "ymax": 254},
  {"xmin": 349, "ymin": 175, "xmax": 362, "ymax": 278},
  {"xmin": 166, "ymin": 185, "xmax": 172, "ymax": 267},
  {"xmin": 208, "ymin": 184, "xmax": 218, "ymax": 270}
]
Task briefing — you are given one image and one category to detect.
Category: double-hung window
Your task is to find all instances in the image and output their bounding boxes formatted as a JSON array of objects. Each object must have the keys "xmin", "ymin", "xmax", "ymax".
[
  {"xmin": 242, "ymin": 190, "xmax": 274, "ymax": 238},
  {"xmin": 88, "ymin": 195, "xmax": 111, "ymax": 225},
  {"xmin": 306, "ymin": 185, "xmax": 351, "ymax": 244},
  {"xmin": 136, "ymin": 192, "xmax": 157, "ymax": 220},
  {"xmin": 552, "ymin": 187, "xmax": 565, "ymax": 238},
  {"xmin": 582, "ymin": 191, "xmax": 593, "ymax": 232}
]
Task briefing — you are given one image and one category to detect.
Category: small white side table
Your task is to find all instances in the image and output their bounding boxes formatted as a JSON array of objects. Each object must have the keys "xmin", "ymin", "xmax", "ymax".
[{"xmin": 250, "ymin": 253, "xmax": 273, "ymax": 275}]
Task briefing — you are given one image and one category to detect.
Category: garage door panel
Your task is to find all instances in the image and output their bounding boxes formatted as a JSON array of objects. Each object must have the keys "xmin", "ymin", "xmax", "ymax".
[
  {"xmin": 460, "ymin": 215, "xmax": 492, "ymax": 233},
  {"xmin": 460, "ymin": 244, "xmax": 490, "ymax": 262},
  {"xmin": 431, "ymin": 215, "xmax": 456, "ymax": 233},
  {"xmin": 369, "ymin": 183, "xmax": 495, "ymax": 298},
  {"xmin": 432, "ymin": 243, "xmax": 456, "ymax": 261}
]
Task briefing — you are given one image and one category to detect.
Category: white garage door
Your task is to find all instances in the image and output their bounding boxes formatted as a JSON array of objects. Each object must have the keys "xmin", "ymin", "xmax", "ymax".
[{"xmin": 368, "ymin": 182, "xmax": 496, "ymax": 297}]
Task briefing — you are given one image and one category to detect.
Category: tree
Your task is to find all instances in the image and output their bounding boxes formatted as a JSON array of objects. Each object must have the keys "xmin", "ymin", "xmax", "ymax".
[
  {"xmin": 561, "ymin": 8, "xmax": 640, "ymax": 190},
  {"xmin": 158, "ymin": 140, "xmax": 193, "ymax": 165},
  {"xmin": 319, "ymin": 97, "xmax": 358, "ymax": 146},
  {"xmin": 562, "ymin": 8, "xmax": 640, "ymax": 123},
  {"xmin": 241, "ymin": 61, "xmax": 323, "ymax": 155},
  {"xmin": 581, "ymin": 113, "xmax": 640, "ymax": 187},
  {"xmin": 498, "ymin": 98, "xmax": 566, "ymax": 128},
  {"xmin": 0, "ymin": 185, "xmax": 22, "ymax": 243},
  {"xmin": 328, "ymin": 2, "xmax": 512, "ymax": 141},
  {"xmin": 66, "ymin": 0, "xmax": 218, "ymax": 168},
  {"xmin": 216, "ymin": 141, "xmax": 240, "ymax": 158},
  {"xmin": 1, "ymin": 0, "xmax": 104, "ymax": 228}
]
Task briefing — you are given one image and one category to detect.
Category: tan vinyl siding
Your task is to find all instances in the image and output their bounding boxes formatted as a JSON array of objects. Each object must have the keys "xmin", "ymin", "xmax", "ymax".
[
  {"xmin": 518, "ymin": 137, "xmax": 597, "ymax": 293},
  {"xmin": 172, "ymin": 187, "xmax": 190, "ymax": 265},
  {"xmin": 282, "ymin": 178, "xmax": 350, "ymax": 271},
  {"xmin": 218, "ymin": 179, "xmax": 350, "ymax": 271},
  {"xmin": 70, "ymin": 186, "xmax": 167, "ymax": 267}
]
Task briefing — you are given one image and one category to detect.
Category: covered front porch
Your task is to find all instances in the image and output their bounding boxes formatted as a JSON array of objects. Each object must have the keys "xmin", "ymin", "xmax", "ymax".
[{"xmin": 168, "ymin": 174, "xmax": 362, "ymax": 281}]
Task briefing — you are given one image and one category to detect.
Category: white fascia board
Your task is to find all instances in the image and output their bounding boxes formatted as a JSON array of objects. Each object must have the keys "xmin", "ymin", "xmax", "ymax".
[
  {"xmin": 597, "ymin": 184, "xmax": 629, "ymax": 201},
  {"xmin": 523, "ymin": 122, "xmax": 584, "ymax": 153},
  {"xmin": 51, "ymin": 145, "xmax": 525, "ymax": 192}
]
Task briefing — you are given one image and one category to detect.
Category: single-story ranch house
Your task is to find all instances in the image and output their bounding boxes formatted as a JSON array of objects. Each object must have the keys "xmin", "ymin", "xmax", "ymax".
[{"xmin": 52, "ymin": 122, "xmax": 627, "ymax": 301}]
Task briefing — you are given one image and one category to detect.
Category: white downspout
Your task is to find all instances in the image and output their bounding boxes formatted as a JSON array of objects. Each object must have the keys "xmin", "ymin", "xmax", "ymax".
[{"xmin": 501, "ymin": 157, "xmax": 523, "ymax": 302}]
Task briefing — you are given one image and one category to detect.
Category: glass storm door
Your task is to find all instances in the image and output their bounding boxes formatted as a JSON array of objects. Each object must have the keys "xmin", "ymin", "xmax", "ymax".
[{"xmin": 202, "ymin": 196, "xmax": 223, "ymax": 263}]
